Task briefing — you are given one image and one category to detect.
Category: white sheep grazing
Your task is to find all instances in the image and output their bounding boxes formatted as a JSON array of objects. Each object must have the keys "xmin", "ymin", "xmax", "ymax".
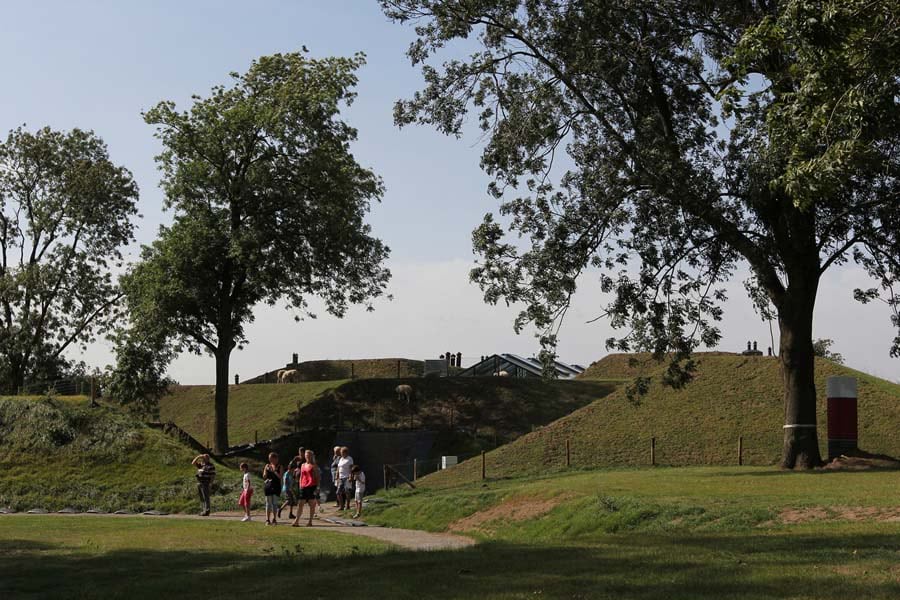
[
  {"xmin": 395, "ymin": 384, "xmax": 413, "ymax": 403},
  {"xmin": 281, "ymin": 369, "xmax": 298, "ymax": 384},
  {"xmin": 276, "ymin": 369, "xmax": 286, "ymax": 384}
]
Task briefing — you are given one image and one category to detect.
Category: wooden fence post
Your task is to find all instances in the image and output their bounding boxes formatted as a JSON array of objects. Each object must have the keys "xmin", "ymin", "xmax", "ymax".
[
  {"xmin": 738, "ymin": 436, "xmax": 743, "ymax": 466},
  {"xmin": 89, "ymin": 377, "xmax": 97, "ymax": 408},
  {"xmin": 481, "ymin": 451, "xmax": 486, "ymax": 480},
  {"xmin": 383, "ymin": 464, "xmax": 389, "ymax": 490},
  {"xmin": 255, "ymin": 430, "xmax": 258, "ymax": 445},
  {"xmin": 566, "ymin": 439, "xmax": 571, "ymax": 467},
  {"xmin": 413, "ymin": 458, "xmax": 418, "ymax": 481},
  {"xmin": 650, "ymin": 437, "xmax": 656, "ymax": 466}
]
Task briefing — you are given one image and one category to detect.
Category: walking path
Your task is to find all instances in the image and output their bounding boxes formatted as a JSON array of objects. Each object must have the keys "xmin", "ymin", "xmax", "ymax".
[{"xmin": 0, "ymin": 510, "xmax": 475, "ymax": 552}]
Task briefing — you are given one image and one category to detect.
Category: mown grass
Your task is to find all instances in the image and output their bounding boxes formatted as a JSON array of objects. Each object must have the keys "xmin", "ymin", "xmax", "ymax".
[
  {"xmin": 0, "ymin": 397, "xmax": 243, "ymax": 513},
  {"xmin": 4, "ymin": 491, "xmax": 900, "ymax": 598},
  {"xmin": 417, "ymin": 353, "xmax": 900, "ymax": 487},
  {"xmin": 0, "ymin": 516, "xmax": 388, "ymax": 598},
  {"xmin": 159, "ymin": 381, "xmax": 348, "ymax": 445},
  {"xmin": 366, "ymin": 466, "xmax": 900, "ymax": 535}
]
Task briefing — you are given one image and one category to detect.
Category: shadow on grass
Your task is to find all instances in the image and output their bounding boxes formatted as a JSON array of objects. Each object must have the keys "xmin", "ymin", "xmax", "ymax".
[{"xmin": 2, "ymin": 531, "xmax": 900, "ymax": 599}]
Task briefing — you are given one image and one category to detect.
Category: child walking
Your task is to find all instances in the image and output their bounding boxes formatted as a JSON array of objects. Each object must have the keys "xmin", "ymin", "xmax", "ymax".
[
  {"xmin": 278, "ymin": 458, "xmax": 299, "ymax": 520},
  {"xmin": 238, "ymin": 462, "xmax": 253, "ymax": 522},
  {"xmin": 350, "ymin": 464, "xmax": 366, "ymax": 519}
]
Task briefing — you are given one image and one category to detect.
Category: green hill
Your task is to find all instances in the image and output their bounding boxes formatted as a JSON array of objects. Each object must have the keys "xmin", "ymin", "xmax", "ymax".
[
  {"xmin": 160, "ymin": 378, "xmax": 619, "ymax": 451},
  {"xmin": 421, "ymin": 353, "xmax": 900, "ymax": 487},
  {"xmin": 0, "ymin": 396, "xmax": 240, "ymax": 512},
  {"xmin": 160, "ymin": 380, "xmax": 347, "ymax": 446}
]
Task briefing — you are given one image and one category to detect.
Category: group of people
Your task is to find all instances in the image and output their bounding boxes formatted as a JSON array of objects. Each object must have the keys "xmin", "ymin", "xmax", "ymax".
[{"xmin": 192, "ymin": 445, "xmax": 366, "ymax": 526}]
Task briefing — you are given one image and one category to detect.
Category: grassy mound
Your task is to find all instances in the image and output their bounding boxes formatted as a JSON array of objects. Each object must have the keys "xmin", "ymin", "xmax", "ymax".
[
  {"xmin": 0, "ymin": 397, "xmax": 240, "ymax": 513},
  {"xmin": 161, "ymin": 378, "xmax": 619, "ymax": 451},
  {"xmin": 420, "ymin": 353, "xmax": 900, "ymax": 486},
  {"xmin": 160, "ymin": 381, "xmax": 347, "ymax": 446}
]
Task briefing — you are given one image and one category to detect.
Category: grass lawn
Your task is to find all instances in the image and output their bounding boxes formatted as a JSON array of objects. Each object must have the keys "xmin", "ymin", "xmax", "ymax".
[
  {"xmin": 0, "ymin": 508, "xmax": 900, "ymax": 600},
  {"xmin": 365, "ymin": 466, "xmax": 900, "ymax": 533}
]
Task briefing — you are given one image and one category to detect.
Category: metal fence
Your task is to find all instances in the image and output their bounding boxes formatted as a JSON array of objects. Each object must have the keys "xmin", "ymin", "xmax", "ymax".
[{"xmin": 17, "ymin": 377, "xmax": 97, "ymax": 397}]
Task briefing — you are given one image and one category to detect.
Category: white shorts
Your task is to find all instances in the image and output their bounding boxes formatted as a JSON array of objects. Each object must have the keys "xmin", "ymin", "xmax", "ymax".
[{"xmin": 354, "ymin": 487, "xmax": 365, "ymax": 502}]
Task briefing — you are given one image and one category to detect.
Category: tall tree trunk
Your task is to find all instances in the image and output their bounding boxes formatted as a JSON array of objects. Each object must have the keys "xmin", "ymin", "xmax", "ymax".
[
  {"xmin": 213, "ymin": 347, "xmax": 230, "ymax": 454},
  {"xmin": 778, "ymin": 287, "xmax": 822, "ymax": 469},
  {"xmin": 6, "ymin": 355, "xmax": 25, "ymax": 395}
]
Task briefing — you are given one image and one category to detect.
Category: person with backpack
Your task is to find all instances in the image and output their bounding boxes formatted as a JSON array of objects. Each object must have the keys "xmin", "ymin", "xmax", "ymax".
[
  {"xmin": 262, "ymin": 452, "xmax": 282, "ymax": 525},
  {"xmin": 191, "ymin": 454, "xmax": 216, "ymax": 517}
]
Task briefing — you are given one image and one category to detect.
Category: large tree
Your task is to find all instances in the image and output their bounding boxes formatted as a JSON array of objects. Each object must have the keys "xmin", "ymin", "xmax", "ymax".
[
  {"xmin": 128, "ymin": 52, "xmax": 390, "ymax": 453},
  {"xmin": 381, "ymin": 0, "xmax": 900, "ymax": 468},
  {"xmin": 0, "ymin": 127, "xmax": 139, "ymax": 393}
]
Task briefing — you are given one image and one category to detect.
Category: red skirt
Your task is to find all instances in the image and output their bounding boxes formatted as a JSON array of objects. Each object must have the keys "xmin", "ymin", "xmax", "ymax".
[{"xmin": 239, "ymin": 488, "xmax": 254, "ymax": 508}]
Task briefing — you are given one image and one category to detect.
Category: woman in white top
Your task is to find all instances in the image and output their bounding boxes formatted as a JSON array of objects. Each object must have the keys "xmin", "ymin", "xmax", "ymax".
[{"xmin": 336, "ymin": 447, "xmax": 354, "ymax": 510}]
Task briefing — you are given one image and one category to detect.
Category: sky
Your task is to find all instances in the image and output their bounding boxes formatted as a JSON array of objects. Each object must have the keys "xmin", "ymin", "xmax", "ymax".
[{"xmin": 0, "ymin": 1, "xmax": 896, "ymax": 384}]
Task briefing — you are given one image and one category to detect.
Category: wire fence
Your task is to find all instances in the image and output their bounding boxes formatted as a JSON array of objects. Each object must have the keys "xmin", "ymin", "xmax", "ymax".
[
  {"xmin": 382, "ymin": 432, "xmax": 797, "ymax": 487},
  {"xmin": 383, "ymin": 451, "xmax": 482, "ymax": 488},
  {"xmin": 17, "ymin": 377, "xmax": 97, "ymax": 397}
]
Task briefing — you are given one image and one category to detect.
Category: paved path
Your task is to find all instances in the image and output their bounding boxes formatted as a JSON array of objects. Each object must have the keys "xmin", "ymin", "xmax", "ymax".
[{"xmin": 0, "ymin": 511, "xmax": 475, "ymax": 552}]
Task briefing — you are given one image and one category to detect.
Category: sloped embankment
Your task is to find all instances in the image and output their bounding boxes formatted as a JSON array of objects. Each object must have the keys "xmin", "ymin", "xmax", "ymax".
[
  {"xmin": 162, "ymin": 377, "xmax": 620, "ymax": 452},
  {"xmin": 0, "ymin": 397, "xmax": 239, "ymax": 512},
  {"xmin": 419, "ymin": 354, "xmax": 900, "ymax": 487}
]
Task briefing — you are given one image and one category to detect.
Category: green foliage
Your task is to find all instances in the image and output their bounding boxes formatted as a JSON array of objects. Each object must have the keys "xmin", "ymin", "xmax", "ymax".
[
  {"xmin": 813, "ymin": 338, "xmax": 845, "ymax": 364},
  {"xmin": 382, "ymin": 1, "xmax": 900, "ymax": 466},
  {"xmin": 128, "ymin": 51, "xmax": 391, "ymax": 451},
  {"xmin": 0, "ymin": 126, "xmax": 139, "ymax": 394},
  {"xmin": 104, "ymin": 326, "xmax": 176, "ymax": 419}
]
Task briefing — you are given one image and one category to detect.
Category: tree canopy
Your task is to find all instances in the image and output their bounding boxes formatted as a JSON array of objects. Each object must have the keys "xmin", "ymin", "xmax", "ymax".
[
  {"xmin": 126, "ymin": 52, "xmax": 390, "ymax": 452},
  {"xmin": 382, "ymin": 0, "xmax": 900, "ymax": 467},
  {"xmin": 0, "ymin": 126, "xmax": 138, "ymax": 393}
]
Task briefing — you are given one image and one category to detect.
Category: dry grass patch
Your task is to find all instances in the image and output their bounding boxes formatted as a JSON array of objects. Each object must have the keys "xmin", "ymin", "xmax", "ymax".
[{"xmin": 448, "ymin": 494, "xmax": 571, "ymax": 533}]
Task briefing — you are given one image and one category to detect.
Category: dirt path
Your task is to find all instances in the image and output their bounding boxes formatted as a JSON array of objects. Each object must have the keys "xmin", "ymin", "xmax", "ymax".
[{"xmin": 0, "ymin": 510, "xmax": 475, "ymax": 552}]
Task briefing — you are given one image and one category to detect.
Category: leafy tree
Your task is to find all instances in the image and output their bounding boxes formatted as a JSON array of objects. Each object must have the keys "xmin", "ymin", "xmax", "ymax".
[
  {"xmin": 104, "ymin": 324, "xmax": 176, "ymax": 419},
  {"xmin": 382, "ymin": 0, "xmax": 900, "ymax": 468},
  {"xmin": 128, "ymin": 52, "xmax": 390, "ymax": 453},
  {"xmin": 812, "ymin": 338, "xmax": 844, "ymax": 365},
  {"xmin": 0, "ymin": 127, "xmax": 139, "ymax": 394}
]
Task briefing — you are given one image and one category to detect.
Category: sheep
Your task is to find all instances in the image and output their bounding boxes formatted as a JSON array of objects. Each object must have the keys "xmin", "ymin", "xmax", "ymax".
[
  {"xmin": 497, "ymin": 370, "xmax": 510, "ymax": 377},
  {"xmin": 395, "ymin": 384, "xmax": 413, "ymax": 403},
  {"xmin": 280, "ymin": 369, "xmax": 298, "ymax": 384},
  {"xmin": 276, "ymin": 369, "xmax": 286, "ymax": 384}
]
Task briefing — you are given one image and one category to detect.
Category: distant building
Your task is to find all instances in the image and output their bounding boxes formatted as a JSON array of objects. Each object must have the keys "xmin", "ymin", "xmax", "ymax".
[{"xmin": 457, "ymin": 353, "xmax": 585, "ymax": 379}]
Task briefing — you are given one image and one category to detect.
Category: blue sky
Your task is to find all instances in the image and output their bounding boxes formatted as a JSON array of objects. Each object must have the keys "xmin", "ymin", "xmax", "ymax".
[{"xmin": 1, "ymin": 1, "xmax": 897, "ymax": 384}]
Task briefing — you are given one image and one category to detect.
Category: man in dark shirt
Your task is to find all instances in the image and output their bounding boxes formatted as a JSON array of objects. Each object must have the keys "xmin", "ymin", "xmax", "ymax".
[{"xmin": 191, "ymin": 454, "xmax": 216, "ymax": 516}]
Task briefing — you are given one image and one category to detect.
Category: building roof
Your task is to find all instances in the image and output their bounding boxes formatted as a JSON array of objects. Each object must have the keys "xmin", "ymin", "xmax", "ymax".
[{"xmin": 457, "ymin": 353, "xmax": 585, "ymax": 379}]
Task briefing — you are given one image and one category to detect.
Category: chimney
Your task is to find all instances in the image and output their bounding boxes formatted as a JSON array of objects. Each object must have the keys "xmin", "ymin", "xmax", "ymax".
[{"xmin": 292, "ymin": 352, "xmax": 299, "ymax": 366}]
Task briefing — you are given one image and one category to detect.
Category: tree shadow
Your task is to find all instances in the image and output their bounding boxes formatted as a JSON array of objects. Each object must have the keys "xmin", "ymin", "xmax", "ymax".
[{"xmin": 2, "ymin": 531, "xmax": 900, "ymax": 599}]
